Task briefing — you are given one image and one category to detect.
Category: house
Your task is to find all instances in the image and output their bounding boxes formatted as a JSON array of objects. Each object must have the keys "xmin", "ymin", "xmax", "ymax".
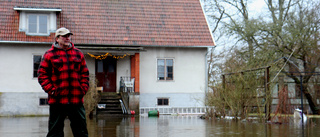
[
  {"xmin": 0, "ymin": 0, "xmax": 215, "ymax": 116},
  {"xmin": 270, "ymin": 61, "xmax": 320, "ymax": 114}
]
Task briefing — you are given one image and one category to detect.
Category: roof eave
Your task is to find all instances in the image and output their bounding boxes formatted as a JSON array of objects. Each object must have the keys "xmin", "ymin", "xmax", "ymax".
[
  {"xmin": 13, "ymin": 7, "xmax": 62, "ymax": 12},
  {"xmin": 0, "ymin": 41, "xmax": 214, "ymax": 48},
  {"xmin": 0, "ymin": 40, "xmax": 51, "ymax": 45},
  {"xmin": 76, "ymin": 42, "xmax": 214, "ymax": 48}
]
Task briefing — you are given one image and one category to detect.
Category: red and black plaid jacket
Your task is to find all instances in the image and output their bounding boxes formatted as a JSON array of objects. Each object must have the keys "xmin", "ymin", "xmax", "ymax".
[{"xmin": 38, "ymin": 42, "xmax": 89, "ymax": 104}]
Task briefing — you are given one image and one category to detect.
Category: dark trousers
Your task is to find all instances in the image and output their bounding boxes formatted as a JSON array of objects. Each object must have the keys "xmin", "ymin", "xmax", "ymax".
[{"xmin": 47, "ymin": 104, "xmax": 88, "ymax": 137}]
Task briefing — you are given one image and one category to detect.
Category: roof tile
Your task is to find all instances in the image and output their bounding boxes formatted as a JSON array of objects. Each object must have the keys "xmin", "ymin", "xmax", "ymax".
[{"xmin": 0, "ymin": 0, "xmax": 214, "ymax": 47}]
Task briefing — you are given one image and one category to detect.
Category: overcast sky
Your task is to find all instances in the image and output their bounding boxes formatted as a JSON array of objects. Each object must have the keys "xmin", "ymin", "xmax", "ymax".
[
  {"xmin": 248, "ymin": 0, "xmax": 268, "ymax": 16},
  {"xmin": 201, "ymin": 0, "xmax": 269, "ymax": 52}
]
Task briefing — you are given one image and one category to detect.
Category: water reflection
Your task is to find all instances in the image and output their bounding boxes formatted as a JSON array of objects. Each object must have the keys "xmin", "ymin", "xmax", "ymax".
[
  {"xmin": 140, "ymin": 115, "xmax": 206, "ymax": 137},
  {"xmin": 84, "ymin": 115, "xmax": 206, "ymax": 137},
  {"xmin": 68, "ymin": 115, "xmax": 320, "ymax": 137},
  {"xmin": 0, "ymin": 117, "xmax": 48, "ymax": 137},
  {"xmin": 0, "ymin": 115, "xmax": 320, "ymax": 137}
]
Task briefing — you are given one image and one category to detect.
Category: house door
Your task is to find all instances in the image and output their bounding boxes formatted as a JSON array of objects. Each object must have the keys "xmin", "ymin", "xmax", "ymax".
[{"xmin": 96, "ymin": 57, "xmax": 117, "ymax": 92}]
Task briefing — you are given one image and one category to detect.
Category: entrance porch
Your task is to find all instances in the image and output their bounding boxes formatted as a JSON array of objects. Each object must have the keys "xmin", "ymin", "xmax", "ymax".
[
  {"xmin": 78, "ymin": 46, "xmax": 142, "ymax": 114},
  {"xmin": 78, "ymin": 46, "xmax": 141, "ymax": 93}
]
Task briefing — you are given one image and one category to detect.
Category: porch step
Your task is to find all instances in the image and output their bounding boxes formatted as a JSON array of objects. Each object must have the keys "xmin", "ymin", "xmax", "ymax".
[
  {"xmin": 99, "ymin": 99, "xmax": 121, "ymax": 104},
  {"xmin": 97, "ymin": 92, "xmax": 123, "ymax": 115},
  {"xmin": 97, "ymin": 110, "xmax": 124, "ymax": 114},
  {"xmin": 100, "ymin": 93, "xmax": 120, "ymax": 98}
]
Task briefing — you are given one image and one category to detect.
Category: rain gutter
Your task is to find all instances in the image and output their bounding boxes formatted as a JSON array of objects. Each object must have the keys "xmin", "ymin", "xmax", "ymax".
[
  {"xmin": 0, "ymin": 41, "xmax": 214, "ymax": 48},
  {"xmin": 0, "ymin": 41, "xmax": 51, "ymax": 44},
  {"xmin": 13, "ymin": 7, "xmax": 62, "ymax": 12}
]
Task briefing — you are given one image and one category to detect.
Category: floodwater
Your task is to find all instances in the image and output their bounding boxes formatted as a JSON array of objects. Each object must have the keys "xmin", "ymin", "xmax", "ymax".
[{"xmin": 0, "ymin": 115, "xmax": 320, "ymax": 137}]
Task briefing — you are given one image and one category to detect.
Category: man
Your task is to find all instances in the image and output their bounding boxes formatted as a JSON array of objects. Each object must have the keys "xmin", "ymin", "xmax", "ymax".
[{"xmin": 38, "ymin": 27, "xmax": 89, "ymax": 137}]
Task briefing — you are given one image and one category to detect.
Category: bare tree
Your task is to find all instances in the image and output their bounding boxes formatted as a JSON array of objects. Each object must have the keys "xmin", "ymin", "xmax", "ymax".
[
  {"xmin": 263, "ymin": 0, "xmax": 320, "ymax": 114},
  {"xmin": 204, "ymin": 0, "xmax": 320, "ymax": 114}
]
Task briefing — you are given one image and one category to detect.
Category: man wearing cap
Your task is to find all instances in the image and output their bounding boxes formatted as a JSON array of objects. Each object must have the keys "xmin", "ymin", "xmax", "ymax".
[{"xmin": 38, "ymin": 27, "xmax": 89, "ymax": 137}]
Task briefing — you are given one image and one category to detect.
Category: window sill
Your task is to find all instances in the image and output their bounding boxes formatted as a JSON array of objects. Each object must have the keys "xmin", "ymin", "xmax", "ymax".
[
  {"xmin": 157, "ymin": 79, "xmax": 175, "ymax": 82},
  {"xmin": 25, "ymin": 33, "xmax": 51, "ymax": 37}
]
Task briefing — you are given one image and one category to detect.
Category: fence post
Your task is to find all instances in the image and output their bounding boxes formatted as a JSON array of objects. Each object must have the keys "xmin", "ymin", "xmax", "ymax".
[{"xmin": 265, "ymin": 66, "xmax": 271, "ymax": 121}]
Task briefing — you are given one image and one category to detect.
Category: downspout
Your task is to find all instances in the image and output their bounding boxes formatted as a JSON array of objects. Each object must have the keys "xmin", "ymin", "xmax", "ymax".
[
  {"xmin": 205, "ymin": 46, "xmax": 215, "ymax": 93},
  {"xmin": 200, "ymin": 0, "xmax": 216, "ymax": 106},
  {"xmin": 205, "ymin": 48, "xmax": 209, "ymax": 94}
]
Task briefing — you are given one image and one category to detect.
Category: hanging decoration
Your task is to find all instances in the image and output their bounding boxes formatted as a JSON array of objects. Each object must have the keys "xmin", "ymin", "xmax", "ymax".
[{"xmin": 87, "ymin": 52, "xmax": 130, "ymax": 60}]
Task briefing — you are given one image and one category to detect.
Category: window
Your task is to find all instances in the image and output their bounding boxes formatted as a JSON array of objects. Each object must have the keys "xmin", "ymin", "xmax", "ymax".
[
  {"xmin": 28, "ymin": 14, "xmax": 48, "ymax": 34},
  {"xmin": 39, "ymin": 98, "xmax": 49, "ymax": 105},
  {"xmin": 277, "ymin": 84, "xmax": 288, "ymax": 97},
  {"xmin": 33, "ymin": 55, "xmax": 42, "ymax": 78},
  {"xmin": 97, "ymin": 60, "xmax": 103, "ymax": 73},
  {"xmin": 157, "ymin": 98, "xmax": 169, "ymax": 106},
  {"xmin": 315, "ymin": 84, "xmax": 320, "ymax": 99},
  {"xmin": 157, "ymin": 59, "xmax": 173, "ymax": 80},
  {"xmin": 295, "ymin": 84, "xmax": 302, "ymax": 98},
  {"xmin": 14, "ymin": 7, "xmax": 61, "ymax": 36}
]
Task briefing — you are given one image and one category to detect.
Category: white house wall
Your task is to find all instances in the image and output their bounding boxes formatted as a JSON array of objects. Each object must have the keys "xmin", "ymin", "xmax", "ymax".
[
  {"xmin": 0, "ymin": 44, "xmax": 96, "ymax": 93},
  {"xmin": 0, "ymin": 44, "xmax": 96, "ymax": 116},
  {"xmin": 116, "ymin": 57, "xmax": 131, "ymax": 92},
  {"xmin": 0, "ymin": 44, "xmax": 49, "ymax": 93},
  {"xmin": 0, "ymin": 44, "xmax": 208, "ymax": 115},
  {"xmin": 139, "ymin": 47, "xmax": 208, "ymax": 108},
  {"xmin": 85, "ymin": 56, "xmax": 95, "ymax": 76},
  {"xmin": 0, "ymin": 44, "xmax": 50, "ymax": 116}
]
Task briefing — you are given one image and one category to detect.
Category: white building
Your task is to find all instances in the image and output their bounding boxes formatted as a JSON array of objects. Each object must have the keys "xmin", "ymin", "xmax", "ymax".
[{"xmin": 0, "ymin": 0, "xmax": 215, "ymax": 116}]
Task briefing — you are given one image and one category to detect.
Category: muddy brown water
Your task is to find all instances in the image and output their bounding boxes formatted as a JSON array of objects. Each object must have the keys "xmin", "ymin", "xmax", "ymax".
[{"xmin": 0, "ymin": 115, "xmax": 319, "ymax": 137}]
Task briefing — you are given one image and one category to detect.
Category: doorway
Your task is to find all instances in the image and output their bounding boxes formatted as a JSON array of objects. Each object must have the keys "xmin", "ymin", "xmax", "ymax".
[{"xmin": 96, "ymin": 57, "xmax": 117, "ymax": 92}]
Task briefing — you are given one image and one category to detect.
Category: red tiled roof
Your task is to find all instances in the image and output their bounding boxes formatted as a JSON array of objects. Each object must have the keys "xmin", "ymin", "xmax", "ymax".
[{"xmin": 0, "ymin": 0, "xmax": 215, "ymax": 47}]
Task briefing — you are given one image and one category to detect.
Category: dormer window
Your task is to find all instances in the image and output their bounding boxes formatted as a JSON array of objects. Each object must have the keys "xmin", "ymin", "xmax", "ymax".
[
  {"xmin": 28, "ymin": 14, "xmax": 48, "ymax": 34},
  {"xmin": 14, "ymin": 7, "xmax": 61, "ymax": 36}
]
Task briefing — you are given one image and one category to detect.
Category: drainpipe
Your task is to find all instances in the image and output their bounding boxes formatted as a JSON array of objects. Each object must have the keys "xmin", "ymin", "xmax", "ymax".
[
  {"xmin": 201, "ymin": 0, "xmax": 216, "ymax": 93},
  {"xmin": 205, "ymin": 46, "xmax": 216, "ymax": 94},
  {"xmin": 205, "ymin": 48, "xmax": 209, "ymax": 94},
  {"xmin": 204, "ymin": 46, "xmax": 212, "ymax": 108}
]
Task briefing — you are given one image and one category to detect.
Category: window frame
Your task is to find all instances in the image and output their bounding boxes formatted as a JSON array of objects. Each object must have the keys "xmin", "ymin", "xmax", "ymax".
[
  {"xmin": 27, "ymin": 13, "xmax": 49, "ymax": 35},
  {"xmin": 315, "ymin": 84, "xmax": 320, "ymax": 99},
  {"xmin": 14, "ymin": 7, "xmax": 61, "ymax": 36},
  {"xmin": 39, "ymin": 98, "xmax": 49, "ymax": 106},
  {"xmin": 157, "ymin": 58, "xmax": 174, "ymax": 81},
  {"xmin": 157, "ymin": 98, "xmax": 169, "ymax": 106},
  {"xmin": 33, "ymin": 55, "xmax": 42, "ymax": 78}
]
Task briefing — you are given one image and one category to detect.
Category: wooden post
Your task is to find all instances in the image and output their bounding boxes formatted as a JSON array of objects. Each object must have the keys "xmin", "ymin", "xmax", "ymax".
[
  {"xmin": 222, "ymin": 74, "xmax": 226, "ymax": 116},
  {"xmin": 265, "ymin": 66, "xmax": 271, "ymax": 121},
  {"xmin": 130, "ymin": 53, "xmax": 140, "ymax": 92}
]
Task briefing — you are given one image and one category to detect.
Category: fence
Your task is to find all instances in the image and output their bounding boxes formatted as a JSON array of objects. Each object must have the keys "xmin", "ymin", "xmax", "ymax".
[{"xmin": 139, "ymin": 107, "xmax": 215, "ymax": 115}]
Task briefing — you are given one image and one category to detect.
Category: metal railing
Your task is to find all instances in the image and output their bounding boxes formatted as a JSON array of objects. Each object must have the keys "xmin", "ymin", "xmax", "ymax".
[
  {"xmin": 119, "ymin": 99, "xmax": 127, "ymax": 114},
  {"xmin": 119, "ymin": 76, "xmax": 135, "ymax": 114},
  {"xmin": 120, "ymin": 76, "xmax": 135, "ymax": 92},
  {"xmin": 139, "ymin": 107, "xmax": 213, "ymax": 115}
]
